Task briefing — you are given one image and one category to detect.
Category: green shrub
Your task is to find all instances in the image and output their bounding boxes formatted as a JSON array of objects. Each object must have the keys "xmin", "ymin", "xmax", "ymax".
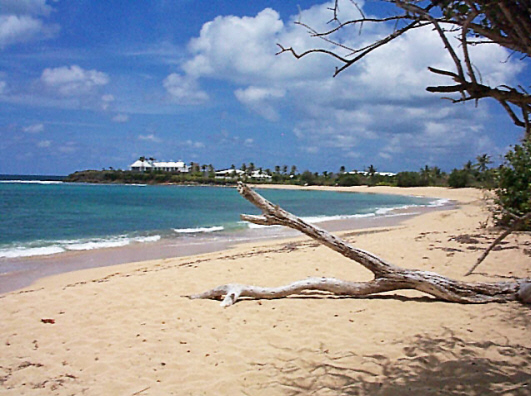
[
  {"xmin": 493, "ymin": 141, "xmax": 531, "ymax": 230},
  {"xmin": 448, "ymin": 169, "xmax": 469, "ymax": 188},
  {"xmin": 300, "ymin": 170, "xmax": 316, "ymax": 185},
  {"xmin": 396, "ymin": 171, "xmax": 426, "ymax": 187},
  {"xmin": 336, "ymin": 173, "xmax": 361, "ymax": 187}
]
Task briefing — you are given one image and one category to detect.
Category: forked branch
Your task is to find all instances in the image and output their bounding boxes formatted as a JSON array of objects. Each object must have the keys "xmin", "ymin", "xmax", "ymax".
[{"xmin": 190, "ymin": 183, "xmax": 530, "ymax": 307}]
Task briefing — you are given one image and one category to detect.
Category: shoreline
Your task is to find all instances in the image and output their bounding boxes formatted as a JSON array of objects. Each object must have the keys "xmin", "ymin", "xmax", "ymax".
[
  {"xmin": 1, "ymin": 185, "xmax": 530, "ymax": 394},
  {"xmin": 0, "ymin": 185, "xmax": 455, "ymax": 295}
]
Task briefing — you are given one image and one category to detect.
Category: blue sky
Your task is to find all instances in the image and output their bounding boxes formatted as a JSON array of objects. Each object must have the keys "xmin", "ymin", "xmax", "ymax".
[{"xmin": 0, "ymin": 0, "xmax": 528, "ymax": 175}]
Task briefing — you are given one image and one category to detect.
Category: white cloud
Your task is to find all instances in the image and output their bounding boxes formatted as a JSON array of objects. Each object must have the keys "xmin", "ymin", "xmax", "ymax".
[
  {"xmin": 170, "ymin": 1, "xmax": 523, "ymax": 166},
  {"xmin": 0, "ymin": 80, "xmax": 6, "ymax": 94},
  {"xmin": 23, "ymin": 123, "xmax": 44, "ymax": 133},
  {"xmin": 138, "ymin": 133, "xmax": 162, "ymax": 143},
  {"xmin": 183, "ymin": 8, "xmax": 284, "ymax": 80},
  {"xmin": 163, "ymin": 73, "xmax": 208, "ymax": 105},
  {"xmin": 0, "ymin": 1, "xmax": 59, "ymax": 49},
  {"xmin": 112, "ymin": 113, "xmax": 129, "ymax": 123},
  {"xmin": 234, "ymin": 86, "xmax": 285, "ymax": 121},
  {"xmin": 41, "ymin": 65, "xmax": 110, "ymax": 96}
]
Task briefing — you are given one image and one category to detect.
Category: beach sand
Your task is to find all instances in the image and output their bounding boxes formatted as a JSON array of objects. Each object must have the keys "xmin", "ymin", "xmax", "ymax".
[{"xmin": 1, "ymin": 186, "xmax": 530, "ymax": 395}]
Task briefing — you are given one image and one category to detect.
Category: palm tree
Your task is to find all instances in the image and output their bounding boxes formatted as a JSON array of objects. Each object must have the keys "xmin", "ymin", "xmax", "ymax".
[
  {"xmin": 367, "ymin": 164, "xmax": 376, "ymax": 176},
  {"xmin": 339, "ymin": 165, "xmax": 346, "ymax": 174},
  {"xmin": 475, "ymin": 154, "xmax": 492, "ymax": 173},
  {"xmin": 420, "ymin": 165, "xmax": 431, "ymax": 185}
]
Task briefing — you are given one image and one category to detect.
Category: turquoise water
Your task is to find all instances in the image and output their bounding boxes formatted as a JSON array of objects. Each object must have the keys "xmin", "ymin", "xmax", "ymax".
[{"xmin": 0, "ymin": 178, "xmax": 440, "ymax": 259}]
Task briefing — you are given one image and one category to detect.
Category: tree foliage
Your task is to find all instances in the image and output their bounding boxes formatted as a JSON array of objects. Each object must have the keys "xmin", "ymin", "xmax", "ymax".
[
  {"xmin": 448, "ymin": 168, "xmax": 470, "ymax": 188},
  {"xmin": 396, "ymin": 171, "xmax": 428, "ymax": 187},
  {"xmin": 493, "ymin": 140, "xmax": 531, "ymax": 230}
]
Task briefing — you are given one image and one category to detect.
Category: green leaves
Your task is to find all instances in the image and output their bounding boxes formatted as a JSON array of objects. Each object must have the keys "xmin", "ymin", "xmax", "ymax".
[{"xmin": 494, "ymin": 140, "xmax": 531, "ymax": 230}]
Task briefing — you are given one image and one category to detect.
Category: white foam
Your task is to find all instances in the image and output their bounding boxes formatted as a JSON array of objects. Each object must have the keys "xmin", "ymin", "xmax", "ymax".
[
  {"xmin": 133, "ymin": 235, "xmax": 161, "ymax": 243},
  {"xmin": 0, "ymin": 234, "xmax": 162, "ymax": 258},
  {"xmin": 65, "ymin": 235, "xmax": 161, "ymax": 251},
  {"xmin": 427, "ymin": 198, "xmax": 451, "ymax": 207},
  {"xmin": 173, "ymin": 226, "xmax": 224, "ymax": 234},
  {"xmin": 0, "ymin": 180, "xmax": 63, "ymax": 185},
  {"xmin": 66, "ymin": 239, "xmax": 130, "ymax": 251},
  {"xmin": 0, "ymin": 246, "xmax": 65, "ymax": 258}
]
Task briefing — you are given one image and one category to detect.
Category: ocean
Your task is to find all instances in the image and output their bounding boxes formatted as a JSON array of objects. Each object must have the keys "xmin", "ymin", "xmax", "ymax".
[{"xmin": 0, "ymin": 176, "xmax": 447, "ymax": 292}]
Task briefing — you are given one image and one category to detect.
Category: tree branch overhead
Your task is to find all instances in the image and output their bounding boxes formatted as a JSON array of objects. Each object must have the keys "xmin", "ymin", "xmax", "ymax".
[{"xmin": 276, "ymin": 0, "xmax": 531, "ymax": 139}]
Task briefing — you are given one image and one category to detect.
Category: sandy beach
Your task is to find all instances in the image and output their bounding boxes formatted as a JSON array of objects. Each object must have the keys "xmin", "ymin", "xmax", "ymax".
[{"xmin": 1, "ymin": 185, "xmax": 530, "ymax": 395}]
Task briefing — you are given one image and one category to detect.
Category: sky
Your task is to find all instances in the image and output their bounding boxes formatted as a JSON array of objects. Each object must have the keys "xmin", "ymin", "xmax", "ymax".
[{"xmin": 0, "ymin": 0, "xmax": 528, "ymax": 176}]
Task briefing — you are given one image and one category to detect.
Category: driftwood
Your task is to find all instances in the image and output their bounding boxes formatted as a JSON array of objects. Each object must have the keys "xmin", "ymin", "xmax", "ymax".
[{"xmin": 190, "ymin": 183, "xmax": 530, "ymax": 307}]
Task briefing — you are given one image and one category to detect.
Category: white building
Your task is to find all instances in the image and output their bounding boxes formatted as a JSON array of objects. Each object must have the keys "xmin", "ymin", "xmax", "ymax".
[
  {"xmin": 349, "ymin": 170, "xmax": 396, "ymax": 177},
  {"xmin": 250, "ymin": 170, "xmax": 272, "ymax": 180},
  {"xmin": 130, "ymin": 159, "xmax": 153, "ymax": 172},
  {"xmin": 215, "ymin": 169, "xmax": 245, "ymax": 178},
  {"xmin": 215, "ymin": 168, "xmax": 272, "ymax": 181},
  {"xmin": 130, "ymin": 159, "xmax": 189, "ymax": 173}
]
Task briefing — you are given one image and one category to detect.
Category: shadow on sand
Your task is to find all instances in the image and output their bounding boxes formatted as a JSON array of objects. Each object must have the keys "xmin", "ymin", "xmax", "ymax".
[{"xmin": 253, "ymin": 327, "xmax": 531, "ymax": 395}]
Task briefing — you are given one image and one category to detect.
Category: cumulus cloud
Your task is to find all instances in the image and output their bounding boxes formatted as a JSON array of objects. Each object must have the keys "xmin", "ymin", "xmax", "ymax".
[
  {"xmin": 163, "ymin": 73, "xmax": 209, "ymax": 105},
  {"xmin": 170, "ymin": 1, "xmax": 523, "ymax": 167},
  {"xmin": 23, "ymin": 123, "xmax": 44, "ymax": 133},
  {"xmin": 234, "ymin": 86, "xmax": 285, "ymax": 121},
  {"xmin": 0, "ymin": 1, "xmax": 59, "ymax": 49},
  {"xmin": 41, "ymin": 65, "xmax": 110, "ymax": 96},
  {"xmin": 183, "ymin": 8, "xmax": 285, "ymax": 80}
]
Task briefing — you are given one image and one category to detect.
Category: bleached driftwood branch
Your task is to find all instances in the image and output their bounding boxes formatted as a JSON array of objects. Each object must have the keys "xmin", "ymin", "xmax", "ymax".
[{"xmin": 190, "ymin": 183, "xmax": 530, "ymax": 307}]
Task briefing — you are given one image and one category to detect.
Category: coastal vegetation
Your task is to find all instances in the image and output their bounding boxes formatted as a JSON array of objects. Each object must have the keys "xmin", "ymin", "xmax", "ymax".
[{"xmin": 65, "ymin": 155, "xmax": 497, "ymax": 188}]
